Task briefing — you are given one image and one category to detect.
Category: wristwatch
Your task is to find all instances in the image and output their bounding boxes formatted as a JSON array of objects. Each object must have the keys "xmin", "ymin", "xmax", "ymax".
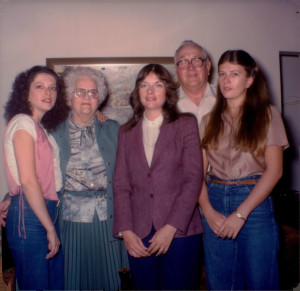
[{"xmin": 235, "ymin": 211, "xmax": 247, "ymax": 221}]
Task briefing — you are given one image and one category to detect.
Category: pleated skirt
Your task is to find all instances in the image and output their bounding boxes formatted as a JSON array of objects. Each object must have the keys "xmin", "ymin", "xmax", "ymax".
[{"xmin": 60, "ymin": 213, "xmax": 129, "ymax": 291}]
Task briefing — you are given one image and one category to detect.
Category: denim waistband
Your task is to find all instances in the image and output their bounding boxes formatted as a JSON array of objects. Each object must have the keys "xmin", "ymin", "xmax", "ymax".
[
  {"xmin": 11, "ymin": 192, "xmax": 62, "ymax": 238},
  {"xmin": 208, "ymin": 175, "xmax": 262, "ymax": 183}
]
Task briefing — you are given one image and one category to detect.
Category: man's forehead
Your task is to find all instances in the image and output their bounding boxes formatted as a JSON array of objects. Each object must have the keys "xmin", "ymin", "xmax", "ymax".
[{"xmin": 177, "ymin": 45, "xmax": 204, "ymax": 58}]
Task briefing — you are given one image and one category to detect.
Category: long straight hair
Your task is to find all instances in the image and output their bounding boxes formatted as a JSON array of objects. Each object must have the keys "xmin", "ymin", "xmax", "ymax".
[
  {"xmin": 202, "ymin": 50, "xmax": 271, "ymax": 156},
  {"xmin": 124, "ymin": 63, "xmax": 180, "ymax": 131}
]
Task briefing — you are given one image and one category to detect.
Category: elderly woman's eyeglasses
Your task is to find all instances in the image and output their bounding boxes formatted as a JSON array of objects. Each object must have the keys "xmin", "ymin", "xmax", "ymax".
[
  {"xmin": 176, "ymin": 57, "xmax": 207, "ymax": 70},
  {"xmin": 73, "ymin": 88, "xmax": 99, "ymax": 99}
]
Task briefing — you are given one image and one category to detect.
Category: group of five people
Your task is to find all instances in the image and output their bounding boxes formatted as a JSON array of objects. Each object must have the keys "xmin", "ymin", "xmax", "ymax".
[{"xmin": 0, "ymin": 40, "xmax": 288, "ymax": 290}]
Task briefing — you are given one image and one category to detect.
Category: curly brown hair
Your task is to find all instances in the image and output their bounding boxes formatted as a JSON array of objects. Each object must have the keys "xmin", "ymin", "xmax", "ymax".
[
  {"xmin": 4, "ymin": 66, "xmax": 70, "ymax": 132},
  {"xmin": 124, "ymin": 63, "xmax": 180, "ymax": 130}
]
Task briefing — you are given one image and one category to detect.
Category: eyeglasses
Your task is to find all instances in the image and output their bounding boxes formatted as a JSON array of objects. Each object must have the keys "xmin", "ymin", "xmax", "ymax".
[
  {"xmin": 73, "ymin": 88, "xmax": 99, "ymax": 99},
  {"xmin": 139, "ymin": 82, "xmax": 165, "ymax": 91},
  {"xmin": 176, "ymin": 57, "xmax": 207, "ymax": 70}
]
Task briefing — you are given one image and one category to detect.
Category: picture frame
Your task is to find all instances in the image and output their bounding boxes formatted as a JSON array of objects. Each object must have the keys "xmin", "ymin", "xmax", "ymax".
[
  {"xmin": 46, "ymin": 57, "xmax": 175, "ymax": 125},
  {"xmin": 279, "ymin": 51, "xmax": 300, "ymax": 193}
]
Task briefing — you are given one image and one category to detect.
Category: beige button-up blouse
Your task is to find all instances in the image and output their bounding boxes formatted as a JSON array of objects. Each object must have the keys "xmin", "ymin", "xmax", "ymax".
[{"xmin": 199, "ymin": 105, "xmax": 289, "ymax": 180}]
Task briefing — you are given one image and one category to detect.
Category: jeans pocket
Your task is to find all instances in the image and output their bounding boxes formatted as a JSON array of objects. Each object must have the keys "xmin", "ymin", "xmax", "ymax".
[
  {"xmin": 249, "ymin": 196, "xmax": 275, "ymax": 220},
  {"xmin": 22, "ymin": 210, "xmax": 46, "ymax": 236}
]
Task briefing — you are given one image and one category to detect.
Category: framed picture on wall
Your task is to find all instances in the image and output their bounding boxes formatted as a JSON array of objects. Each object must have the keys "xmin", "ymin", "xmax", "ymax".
[
  {"xmin": 46, "ymin": 57, "xmax": 175, "ymax": 125},
  {"xmin": 279, "ymin": 51, "xmax": 300, "ymax": 194}
]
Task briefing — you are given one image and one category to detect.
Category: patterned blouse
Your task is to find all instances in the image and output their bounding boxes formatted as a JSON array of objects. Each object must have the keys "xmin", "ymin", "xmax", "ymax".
[{"xmin": 63, "ymin": 119, "xmax": 108, "ymax": 223}]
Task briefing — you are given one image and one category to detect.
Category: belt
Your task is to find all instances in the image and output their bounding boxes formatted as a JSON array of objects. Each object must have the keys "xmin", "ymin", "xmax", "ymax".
[{"xmin": 209, "ymin": 178, "xmax": 259, "ymax": 185}]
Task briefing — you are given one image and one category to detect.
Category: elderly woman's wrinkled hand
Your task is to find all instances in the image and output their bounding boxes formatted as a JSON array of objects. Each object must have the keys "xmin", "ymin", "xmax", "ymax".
[{"xmin": 0, "ymin": 197, "xmax": 11, "ymax": 227}]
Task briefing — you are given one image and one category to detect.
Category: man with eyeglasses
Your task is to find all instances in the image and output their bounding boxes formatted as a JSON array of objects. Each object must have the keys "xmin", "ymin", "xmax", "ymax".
[
  {"xmin": 175, "ymin": 40, "xmax": 215, "ymax": 290},
  {"xmin": 97, "ymin": 40, "xmax": 215, "ymax": 128},
  {"xmin": 175, "ymin": 40, "xmax": 216, "ymax": 126}
]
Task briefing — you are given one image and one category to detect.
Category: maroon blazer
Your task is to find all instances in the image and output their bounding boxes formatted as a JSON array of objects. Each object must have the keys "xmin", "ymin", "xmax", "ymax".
[{"xmin": 113, "ymin": 114, "xmax": 204, "ymax": 239}]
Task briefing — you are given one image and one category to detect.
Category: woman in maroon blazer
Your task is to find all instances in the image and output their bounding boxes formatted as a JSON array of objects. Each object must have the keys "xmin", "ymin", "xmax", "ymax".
[{"xmin": 113, "ymin": 63, "xmax": 203, "ymax": 290}]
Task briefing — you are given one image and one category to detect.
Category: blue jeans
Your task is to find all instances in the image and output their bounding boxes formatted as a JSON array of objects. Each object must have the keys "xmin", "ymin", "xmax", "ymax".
[
  {"xmin": 6, "ymin": 194, "xmax": 64, "ymax": 291},
  {"xmin": 128, "ymin": 227, "xmax": 201, "ymax": 290},
  {"xmin": 202, "ymin": 175, "xmax": 279, "ymax": 290}
]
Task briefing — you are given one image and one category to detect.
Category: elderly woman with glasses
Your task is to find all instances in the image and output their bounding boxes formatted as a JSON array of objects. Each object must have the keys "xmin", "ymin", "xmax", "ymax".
[{"xmin": 52, "ymin": 66, "xmax": 128, "ymax": 291}]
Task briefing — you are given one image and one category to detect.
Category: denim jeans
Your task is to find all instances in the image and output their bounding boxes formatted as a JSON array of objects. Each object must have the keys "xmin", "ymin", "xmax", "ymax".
[
  {"xmin": 202, "ymin": 175, "xmax": 279, "ymax": 290},
  {"xmin": 6, "ymin": 194, "xmax": 64, "ymax": 291}
]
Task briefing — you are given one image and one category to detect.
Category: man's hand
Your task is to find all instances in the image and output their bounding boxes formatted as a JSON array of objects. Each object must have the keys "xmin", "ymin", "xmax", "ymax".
[{"xmin": 0, "ymin": 197, "xmax": 11, "ymax": 227}]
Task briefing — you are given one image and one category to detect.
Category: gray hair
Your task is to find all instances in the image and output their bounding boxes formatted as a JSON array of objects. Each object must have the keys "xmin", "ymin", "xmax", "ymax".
[
  {"xmin": 174, "ymin": 40, "xmax": 209, "ymax": 64},
  {"xmin": 63, "ymin": 66, "xmax": 108, "ymax": 104}
]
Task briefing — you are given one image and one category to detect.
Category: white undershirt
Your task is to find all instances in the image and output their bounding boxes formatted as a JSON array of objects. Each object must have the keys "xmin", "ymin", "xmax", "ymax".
[
  {"xmin": 142, "ymin": 113, "xmax": 163, "ymax": 167},
  {"xmin": 177, "ymin": 83, "xmax": 216, "ymax": 127}
]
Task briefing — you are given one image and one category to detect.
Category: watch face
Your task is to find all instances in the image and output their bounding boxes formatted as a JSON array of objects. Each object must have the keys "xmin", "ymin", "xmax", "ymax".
[{"xmin": 235, "ymin": 211, "xmax": 246, "ymax": 221}]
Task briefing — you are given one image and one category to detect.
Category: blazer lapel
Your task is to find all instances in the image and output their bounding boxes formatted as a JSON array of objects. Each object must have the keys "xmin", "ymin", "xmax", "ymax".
[
  {"xmin": 131, "ymin": 119, "xmax": 150, "ymax": 170},
  {"xmin": 150, "ymin": 121, "xmax": 176, "ymax": 168}
]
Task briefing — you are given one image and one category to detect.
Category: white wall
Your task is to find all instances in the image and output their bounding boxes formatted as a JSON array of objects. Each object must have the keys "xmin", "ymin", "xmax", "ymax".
[{"xmin": 0, "ymin": 0, "xmax": 299, "ymax": 198}]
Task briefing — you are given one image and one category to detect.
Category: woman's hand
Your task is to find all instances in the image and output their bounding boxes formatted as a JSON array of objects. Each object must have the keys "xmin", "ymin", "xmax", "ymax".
[
  {"xmin": 46, "ymin": 227, "xmax": 61, "ymax": 259},
  {"xmin": 198, "ymin": 150, "xmax": 227, "ymax": 237},
  {"xmin": 148, "ymin": 224, "xmax": 177, "ymax": 256},
  {"xmin": 14, "ymin": 130, "xmax": 61, "ymax": 259},
  {"xmin": 215, "ymin": 145, "xmax": 284, "ymax": 240},
  {"xmin": 96, "ymin": 110, "xmax": 108, "ymax": 122},
  {"xmin": 123, "ymin": 230, "xmax": 150, "ymax": 258},
  {"xmin": 0, "ymin": 197, "xmax": 11, "ymax": 227},
  {"xmin": 203, "ymin": 208, "xmax": 227, "ymax": 236},
  {"xmin": 216, "ymin": 212, "xmax": 245, "ymax": 239}
]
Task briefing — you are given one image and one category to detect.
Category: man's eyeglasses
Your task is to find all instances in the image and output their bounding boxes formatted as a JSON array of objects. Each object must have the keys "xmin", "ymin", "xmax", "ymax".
[
  {"xmin": 73, "ymin": 88, "xmax": 99, "ymax": 99},
  {"xmin": 176, "ymin": 57, "xmax": 207, "ymax": 70}
]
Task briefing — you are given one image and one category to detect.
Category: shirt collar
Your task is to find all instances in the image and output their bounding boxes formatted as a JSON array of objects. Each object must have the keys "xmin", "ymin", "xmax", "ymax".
[
  {"xmin": 143, "ymin": 112, "xmax": 164, "ymax": 127},
  {"xmin": 179, "ymin": 82, "xmax": 216, "ymax": 101}
]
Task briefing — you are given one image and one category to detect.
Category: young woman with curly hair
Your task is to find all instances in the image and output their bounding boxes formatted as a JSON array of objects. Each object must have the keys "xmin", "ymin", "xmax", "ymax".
[{"xmin": 2, "ymin": 65, "xmax": 69, "ymax": 290}]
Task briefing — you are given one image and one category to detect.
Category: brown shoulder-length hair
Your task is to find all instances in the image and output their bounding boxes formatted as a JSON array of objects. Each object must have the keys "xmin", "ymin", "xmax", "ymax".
[
  {"xmin": 123, "ymin": 63, "xmax": 180, "ymax": 131},
  {"xmin": 202, "ymin": 50, "xmax": 271, "ymax": 156}
]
